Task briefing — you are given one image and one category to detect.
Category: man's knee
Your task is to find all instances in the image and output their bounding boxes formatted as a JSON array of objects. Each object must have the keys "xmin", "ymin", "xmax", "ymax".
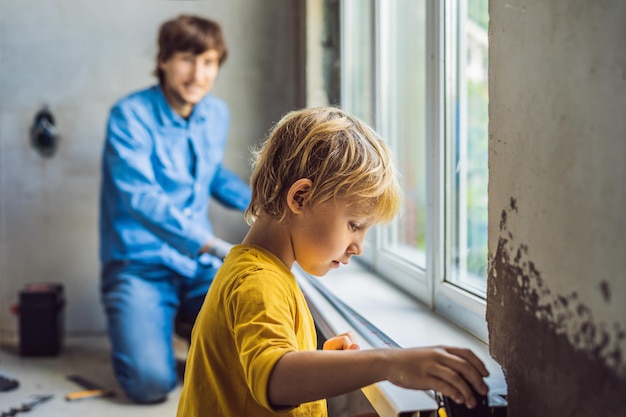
[{"xmin": 113, "ymin": 356, "xmax": 177, "ymax": 403}]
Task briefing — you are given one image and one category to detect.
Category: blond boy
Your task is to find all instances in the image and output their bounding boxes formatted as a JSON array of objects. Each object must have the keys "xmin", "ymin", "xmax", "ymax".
[{"xmin": 177, "ymin": 107, "xmax": 489, "ymax": 417}]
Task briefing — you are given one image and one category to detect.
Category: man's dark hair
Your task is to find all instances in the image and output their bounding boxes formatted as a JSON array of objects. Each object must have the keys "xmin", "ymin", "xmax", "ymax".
[{"xmin": 154, "ymin": 15, "xmax": 228, "ymax": 85}]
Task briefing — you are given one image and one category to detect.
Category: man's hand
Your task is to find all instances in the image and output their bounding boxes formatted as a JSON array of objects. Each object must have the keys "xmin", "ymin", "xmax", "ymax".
[{"xmin": 200, "ymin": 238, "xmax": 234, "ymax": 260}]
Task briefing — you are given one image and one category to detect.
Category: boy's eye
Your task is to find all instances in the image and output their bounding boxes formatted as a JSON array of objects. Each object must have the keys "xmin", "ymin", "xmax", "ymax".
[{"xmin": 349, "ymin": 222, "xmax": 360, "ymax": 232}]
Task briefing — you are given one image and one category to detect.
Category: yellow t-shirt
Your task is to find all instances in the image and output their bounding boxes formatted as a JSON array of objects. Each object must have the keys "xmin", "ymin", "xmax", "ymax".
[{"xmin": 177, "ymin": 244, "xmax": 327, "ymax": 417}]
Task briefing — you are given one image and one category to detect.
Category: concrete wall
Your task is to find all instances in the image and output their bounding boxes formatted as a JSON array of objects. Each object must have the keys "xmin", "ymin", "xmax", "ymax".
[
  {"xmin": 487, "ymin": 1, "xmax": 626, "ymax": 415},
  {"xmin": 0, "ymin": 0, "xmax": 303, "ymax": 337}
]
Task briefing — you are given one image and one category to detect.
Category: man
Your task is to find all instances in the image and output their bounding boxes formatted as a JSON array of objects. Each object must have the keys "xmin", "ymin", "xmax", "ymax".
[{"xmin": 99, "ymin": 15, "xmax": 251, "ymax": 403}]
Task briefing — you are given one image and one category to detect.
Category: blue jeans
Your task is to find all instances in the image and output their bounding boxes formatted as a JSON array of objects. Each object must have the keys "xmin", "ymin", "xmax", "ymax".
[{"xmin": 101, "ymin": 261, "xmax": 216, "ymax": 403}]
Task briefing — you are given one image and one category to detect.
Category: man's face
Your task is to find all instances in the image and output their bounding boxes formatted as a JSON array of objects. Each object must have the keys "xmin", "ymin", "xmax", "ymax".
[{"xmin": 159, "ymin": 48, "xmax": 220, "ymax": 117}]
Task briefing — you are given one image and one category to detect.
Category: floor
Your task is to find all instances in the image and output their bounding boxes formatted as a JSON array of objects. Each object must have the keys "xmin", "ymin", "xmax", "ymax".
[
  {"xmin": 0, "ymin": 334, "xmax": 376, "ymax": 417},
  {"xmin": 0, "ymin": 334, "xmax": 187, "ymax": 416}
]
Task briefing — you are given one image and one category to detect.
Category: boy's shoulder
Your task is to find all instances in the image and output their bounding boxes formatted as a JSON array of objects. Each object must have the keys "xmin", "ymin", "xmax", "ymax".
[
  {"xmin": 222, "ymin": 245, "xmax": 294, "ymax": 284},
  {"xmin": 227, "ymin": 245, "xmax": 286, "ymax": 269}
]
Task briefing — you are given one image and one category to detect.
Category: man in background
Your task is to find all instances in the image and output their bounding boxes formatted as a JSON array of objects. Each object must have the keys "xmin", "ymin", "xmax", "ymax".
[{"xmin": 99, "ymin": 14, "xmax": 250, "ymax": 403}]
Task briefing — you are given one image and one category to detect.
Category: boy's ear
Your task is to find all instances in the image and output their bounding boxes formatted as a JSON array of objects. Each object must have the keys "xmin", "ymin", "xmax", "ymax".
[{"xmin": 287, "ymin": 179, "xmax": 313, "ymax": 214}]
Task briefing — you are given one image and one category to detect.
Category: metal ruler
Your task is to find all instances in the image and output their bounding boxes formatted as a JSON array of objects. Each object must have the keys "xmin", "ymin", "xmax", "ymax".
[{"xmin": 302, "ymin": 272, "xmax": 401, "ymax": 349}]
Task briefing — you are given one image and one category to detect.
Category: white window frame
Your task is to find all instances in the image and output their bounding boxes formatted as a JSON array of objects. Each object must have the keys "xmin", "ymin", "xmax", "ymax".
[{"xmin": 340, "ymin": 0, "xmax": 488, "ymax": 342}]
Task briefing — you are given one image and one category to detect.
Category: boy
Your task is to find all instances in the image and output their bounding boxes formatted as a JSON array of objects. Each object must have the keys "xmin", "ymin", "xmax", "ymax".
[
  {"xmin": 176, "ymin": 107, "xmax": 489, "ymax": 416},
  {"xmin": 99, "ymin": 15, "xmax": 251, "ymax": 403}
]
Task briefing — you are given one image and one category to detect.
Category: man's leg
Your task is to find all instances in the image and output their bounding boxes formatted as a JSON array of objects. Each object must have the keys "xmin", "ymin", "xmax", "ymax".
[
  {"xmin": 177, "ymin": 263, "xmax": 218, "ymax": 337},
  {"xmin": 101, "ymin": 261, "xmax": 178, "ymax": 404}
]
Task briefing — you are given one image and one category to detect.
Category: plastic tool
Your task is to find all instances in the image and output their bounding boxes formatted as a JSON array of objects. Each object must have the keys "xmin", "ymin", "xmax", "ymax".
[{"xmin": 65, "ymin": 375, "xmax": 115, "ymax": 401}]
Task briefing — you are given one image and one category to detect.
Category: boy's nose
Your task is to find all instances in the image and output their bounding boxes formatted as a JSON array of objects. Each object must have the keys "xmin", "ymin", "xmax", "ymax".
[{"xmin": 347, "ymin": 241, "xmax": 363, "ymax": 256}]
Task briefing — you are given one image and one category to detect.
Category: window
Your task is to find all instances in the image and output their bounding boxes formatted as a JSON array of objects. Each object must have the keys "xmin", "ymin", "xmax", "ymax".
[{"xmin": 341, "ymin": 0, "xmax": 490, "ymax": 340}]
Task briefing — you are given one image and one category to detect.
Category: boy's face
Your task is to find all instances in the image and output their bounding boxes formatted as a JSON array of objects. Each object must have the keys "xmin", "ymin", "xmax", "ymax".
[
  {"xmin": 291, "ymin": 198, "xmax": 374, "ymax": 277},
  {"xmin": 159, "ymin": 48, "xmax": 220, "ymax": 117}
]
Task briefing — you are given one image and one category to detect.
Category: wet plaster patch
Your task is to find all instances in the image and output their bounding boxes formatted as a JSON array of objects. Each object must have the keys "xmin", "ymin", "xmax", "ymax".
[{"xmin": 487, "ymin": 197, "xmax": 626, "ymax": 416}]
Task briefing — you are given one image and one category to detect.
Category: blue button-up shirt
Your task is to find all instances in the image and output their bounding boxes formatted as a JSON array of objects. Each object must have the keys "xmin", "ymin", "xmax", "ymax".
[{"xmin": 99, "ymin": 85, "xmax": 251, "ymax": 278}]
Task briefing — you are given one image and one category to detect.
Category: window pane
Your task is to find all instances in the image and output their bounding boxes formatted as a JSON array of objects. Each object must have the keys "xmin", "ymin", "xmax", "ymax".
[
  {"xmin": 447, "ymin": 0, "xmax": 489, "ymax": 296},
  {"xmin": 342, "ymin": 0, "xmax": 374, "ymax": 125},
  {"xmin": 341, "ymin": 0, "xmax": 376, "ymax": 262},
  {"xmin": 379, "ymin": 0, "xmax": 427, "ymax": 269}
]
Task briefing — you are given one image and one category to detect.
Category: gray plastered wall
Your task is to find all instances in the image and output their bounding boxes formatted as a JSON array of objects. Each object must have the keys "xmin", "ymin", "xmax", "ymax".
[
  {"xmin": 0, "ymin": 0, "xmax": 303, "ymax": 336},
  {"xmin": 487, "ymin": 0, "xmax": 626, "ymax": 415}
]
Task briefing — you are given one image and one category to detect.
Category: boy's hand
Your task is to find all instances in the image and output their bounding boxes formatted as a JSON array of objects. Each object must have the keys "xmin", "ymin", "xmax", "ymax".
[
  {"xmin": 386, "ymin": 346, "xmax": 489, "ymax": 409},
  {"xmin": 323, "ymin": 331, "xmax": 360, "ymax": 351}
]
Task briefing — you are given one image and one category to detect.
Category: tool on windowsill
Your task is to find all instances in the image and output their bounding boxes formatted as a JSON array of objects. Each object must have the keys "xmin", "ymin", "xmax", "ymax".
[
  {"xmin": 435, "ymin": 390, "xmax": 488, "ymax": 417},
  {"xmin": 0, "ymin": 394, "xmax": 53, "ymax": 417},
  {"xmin": 431, "ymin": 362, "xmax": 507, "ymax": 417},
  {"xmin": 65, "ymin": 374, "xmax": 115, "ymax": 401}
]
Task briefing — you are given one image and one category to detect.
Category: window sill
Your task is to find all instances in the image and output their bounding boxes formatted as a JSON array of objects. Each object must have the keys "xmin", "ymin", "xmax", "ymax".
[{"xmin": 294, "ymin": 261, "xmax": 507, "ymax": 417}]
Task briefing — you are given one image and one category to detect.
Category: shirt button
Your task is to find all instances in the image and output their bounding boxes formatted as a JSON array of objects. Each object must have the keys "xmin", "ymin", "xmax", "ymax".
[{"xmin": 183, "ymin": 208, "xmax": 192, "ymax": 217}]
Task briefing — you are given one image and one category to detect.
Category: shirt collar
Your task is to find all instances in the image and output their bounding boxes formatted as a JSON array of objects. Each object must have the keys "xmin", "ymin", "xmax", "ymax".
[{"xmin": 153, "ymin": 84, "xmax": 211, "ymax": 128}]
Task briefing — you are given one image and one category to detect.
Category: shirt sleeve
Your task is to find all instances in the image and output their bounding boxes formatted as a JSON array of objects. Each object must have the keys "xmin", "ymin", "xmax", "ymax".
[
  {"xmin": 227, "ymin": 272, "xmax": 298, "ymax": 411},
  {"xmin": 210, "ymin": 164, "xmax": 252, "ymax": 211},
  {"xmin": 104, "ymin": 103, "xmax": 211, "ymax": 257}
]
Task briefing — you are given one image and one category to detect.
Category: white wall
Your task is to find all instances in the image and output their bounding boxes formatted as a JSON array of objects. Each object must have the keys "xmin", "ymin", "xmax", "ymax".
[{"xmin": 0, "ymin": 0, "xmax": 302, "ymax": 337}]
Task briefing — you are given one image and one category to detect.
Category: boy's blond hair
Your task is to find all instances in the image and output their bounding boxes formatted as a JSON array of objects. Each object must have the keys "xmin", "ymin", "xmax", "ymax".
[{"xmin": 245, "ymin": 107, "xmax": 401, "ymax": 225}]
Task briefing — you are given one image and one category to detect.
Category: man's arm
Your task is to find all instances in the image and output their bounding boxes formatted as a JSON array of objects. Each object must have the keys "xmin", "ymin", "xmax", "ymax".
[
  {"xmin": 198, "ymin": 237, "xmax": 233, "ymax": 260},
  {"xmin": 104, "ymin": 104, "xmax": 211, "ymax": 257},
  {"xmin": 210, "ymin": 164, "xmax": 252, "ymax": 212}
]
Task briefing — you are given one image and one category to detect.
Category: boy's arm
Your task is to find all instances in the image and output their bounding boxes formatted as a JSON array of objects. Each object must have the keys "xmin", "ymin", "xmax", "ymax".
[{"xmin": 267, "ymin": 345, "xmax": 489, "ymax": 410}]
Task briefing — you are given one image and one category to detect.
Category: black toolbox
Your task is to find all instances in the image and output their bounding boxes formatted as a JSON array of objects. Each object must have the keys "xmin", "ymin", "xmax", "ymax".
[{"xmin": 18, "ymin": 283, "xmax": 65, "ymax": 356}]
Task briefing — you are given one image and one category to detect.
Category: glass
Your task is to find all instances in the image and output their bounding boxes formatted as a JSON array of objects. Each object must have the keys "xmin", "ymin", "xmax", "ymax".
[
  {"xmin": 341, "ymin": 0, "xmax": 377, "ymax": 261},
  {"xmin": 379, "ymin": 0, "xmax": 428, "ymax": 269},
  {"xmin": 447, "ymin": 0, "xmax": 489, "ymax": 296},
  {"xmin": 342, "ymin": 0, "xmax": 375, "ymax": 124}
]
